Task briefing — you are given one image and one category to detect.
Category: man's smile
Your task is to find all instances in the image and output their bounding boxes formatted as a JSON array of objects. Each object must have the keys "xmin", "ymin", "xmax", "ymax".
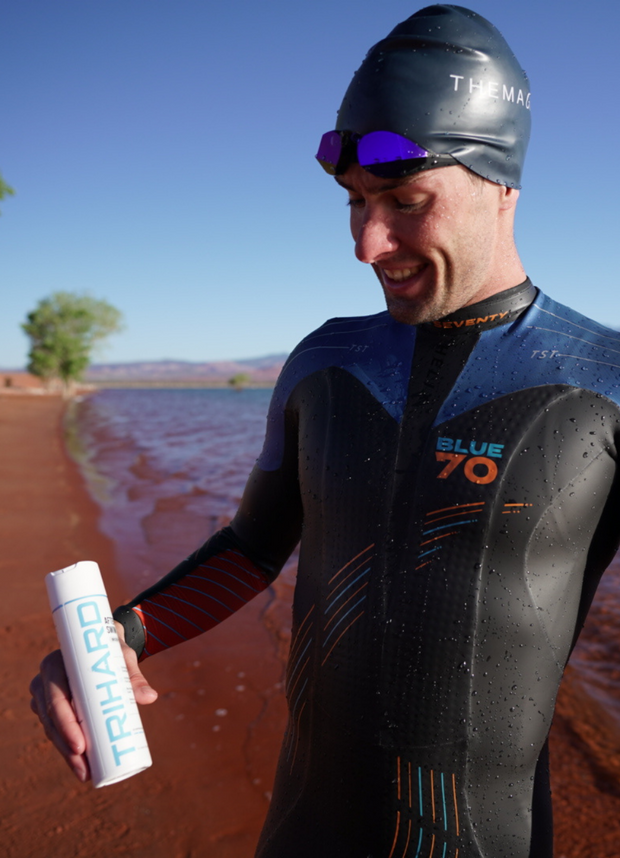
[{"xmin": 381, "ymin": 264, "xmax": 428, "ymax": 284}]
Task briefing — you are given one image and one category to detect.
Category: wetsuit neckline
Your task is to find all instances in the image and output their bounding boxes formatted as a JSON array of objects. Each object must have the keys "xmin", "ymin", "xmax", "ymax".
[{"xmin": 426, "ymin": 278, "xmax": 537, "ymax": 332}]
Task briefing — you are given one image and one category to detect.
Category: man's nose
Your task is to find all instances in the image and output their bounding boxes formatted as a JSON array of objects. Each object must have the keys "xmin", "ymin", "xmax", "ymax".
[{"xmin": 353, "ymin": 210, "xmax": 399, "ymax": 264}]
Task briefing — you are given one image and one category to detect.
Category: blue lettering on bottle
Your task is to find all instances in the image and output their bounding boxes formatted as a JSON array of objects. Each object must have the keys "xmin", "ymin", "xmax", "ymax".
[
  {"xmin": 83, "ymin": 626, "xmax": 107, "ymax": 653},
  {"xmin": 76, "ymin": 597, "xmax": 141, "ymax": 768},
  {"xmin": 102, "ymin": 703, "xmax": 125, "ymax": 715},
  {"xmin": 92, "ymin": 651, "xmax": 115, "ymax": 676},
  {"xmin": 112, "ymin": 744, "xmax": 137, "ymax": 765},
  {"xmin": 77, "ymin": 601, "xmax": 101, "ymax": 627},
  {"xmin": 106, "ymin": 713, "xmax": 132, "ymax": 743},
  {"xmin": 96, "ymin": 679, "xmax": 123, "ymax": 706}
]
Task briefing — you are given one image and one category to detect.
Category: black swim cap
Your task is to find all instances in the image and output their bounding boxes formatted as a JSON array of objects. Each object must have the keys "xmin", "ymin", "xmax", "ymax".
[{"xmin": 335, "ymin": 5, "xmax": 531, "ymax": 187}]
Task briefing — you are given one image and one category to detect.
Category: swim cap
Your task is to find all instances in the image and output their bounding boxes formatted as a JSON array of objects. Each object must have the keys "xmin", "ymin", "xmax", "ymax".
[{"xmin": 334, "ymin": 5, "xmax": 531, "ymax": 187}]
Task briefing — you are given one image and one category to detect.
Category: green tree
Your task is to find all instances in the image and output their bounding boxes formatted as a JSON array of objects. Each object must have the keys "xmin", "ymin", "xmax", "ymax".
[
  {"xmin": 22, "ymin": 292, "xmax": 123, "ymax": 393},
  {"xmin": 228, "ymin": 372, "xmax": 251, "ymax": 390},
  {"xmin": 0, "ymin": 171, "xmax": 15, "ymax": 213}
]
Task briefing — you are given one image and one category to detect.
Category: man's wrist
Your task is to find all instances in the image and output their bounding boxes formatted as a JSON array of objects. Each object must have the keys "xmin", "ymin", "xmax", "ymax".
[{"xmin": 112, "ymin": 604, "xmax": 146, "ymax": 659}]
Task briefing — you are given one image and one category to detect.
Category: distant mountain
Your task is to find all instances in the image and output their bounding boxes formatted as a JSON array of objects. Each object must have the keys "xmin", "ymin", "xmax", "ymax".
[{"xmin": 83, "ymin": 354, "xmax": 288, "ymax": 384}]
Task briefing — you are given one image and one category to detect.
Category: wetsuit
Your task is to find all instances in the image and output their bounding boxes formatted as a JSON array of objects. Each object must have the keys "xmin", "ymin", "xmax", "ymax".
[{"xmin": 115, "ymin": 280, "xmax": 620, "ymax": 858}]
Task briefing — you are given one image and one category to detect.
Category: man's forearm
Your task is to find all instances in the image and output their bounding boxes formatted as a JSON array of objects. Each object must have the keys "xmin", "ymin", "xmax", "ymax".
[{"xmin": 113, "ymin": 526, "xmax": 275, "ymax": 660}]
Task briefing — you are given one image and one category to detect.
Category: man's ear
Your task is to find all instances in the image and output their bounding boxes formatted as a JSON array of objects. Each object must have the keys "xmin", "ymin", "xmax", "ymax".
[{"xmin": 498, "ymin": 185, "xmax": 520, "ymax": 212}]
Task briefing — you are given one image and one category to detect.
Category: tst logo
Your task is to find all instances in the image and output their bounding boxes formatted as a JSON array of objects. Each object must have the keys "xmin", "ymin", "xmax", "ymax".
[{"xmin": 435, "ymin": 436, "xmax": 504, "ymax": 485}]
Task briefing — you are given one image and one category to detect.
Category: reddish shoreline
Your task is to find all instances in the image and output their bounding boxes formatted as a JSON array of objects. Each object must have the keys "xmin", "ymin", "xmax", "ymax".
[
  {"xmin": 2, "ymin": 395, "xmax": 620, "ymax": 857},
  {"xmin": 0, "ymin": 395, "xmax": 289, "ymax": 858}
]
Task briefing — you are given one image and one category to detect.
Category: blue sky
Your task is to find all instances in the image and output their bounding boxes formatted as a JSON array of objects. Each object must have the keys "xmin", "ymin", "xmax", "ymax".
[{"xmin": 2, "ymin": 0, "xmax": 618, "ymax": 367}]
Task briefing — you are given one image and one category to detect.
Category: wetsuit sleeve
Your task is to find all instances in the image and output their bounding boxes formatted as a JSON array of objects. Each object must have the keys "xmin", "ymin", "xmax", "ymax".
[
  {"xmin": 113, "ymin": 376, "xmax": 303, "ymax": 661},
  {"xmin": 113, "ymin": 527, "xmax": 270, "ymax": 660}
]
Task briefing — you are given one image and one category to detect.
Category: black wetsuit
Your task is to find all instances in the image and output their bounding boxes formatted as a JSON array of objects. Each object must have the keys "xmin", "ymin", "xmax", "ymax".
[{"xmin": 115, "ymin": 281, "xmax": 620, "ymax": 858}]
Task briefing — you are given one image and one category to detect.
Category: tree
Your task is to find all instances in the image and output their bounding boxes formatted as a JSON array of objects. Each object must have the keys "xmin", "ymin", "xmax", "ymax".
[
  {"xmin": 228, "ymin": 372, "xmax": 251, "ymax": 390},
  {"xmin": 22, "ymin": 292, "xmax": 123, "ymax": 393},
  {"xmin": 0, "ymin": 171, "xmax": 15, "ymax": 214}
]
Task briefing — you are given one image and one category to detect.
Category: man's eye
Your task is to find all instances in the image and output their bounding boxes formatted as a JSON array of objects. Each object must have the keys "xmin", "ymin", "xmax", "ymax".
[
  {"xmin": 346, "ymin": 198, "xmax": 365, "ymax": 209},
  {"xmin": 396, "ymin": 199, "xmax": 424, "ymax": 212}
]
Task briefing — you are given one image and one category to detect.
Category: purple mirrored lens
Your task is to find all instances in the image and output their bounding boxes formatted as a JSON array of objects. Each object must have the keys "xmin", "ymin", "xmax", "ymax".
[
  {"xmin": 315, "ymin": 131, "xmax": 343, "ymax": 172},
  {"xmin": 357, "ymin": 131, "xmax": 428, "ymax": 166}
]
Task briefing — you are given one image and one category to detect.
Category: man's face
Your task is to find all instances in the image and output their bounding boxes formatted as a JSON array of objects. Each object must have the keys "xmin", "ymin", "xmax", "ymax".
[{"xmin": 337, "ymin": 163, "xmax": 516, "ymax": 325}]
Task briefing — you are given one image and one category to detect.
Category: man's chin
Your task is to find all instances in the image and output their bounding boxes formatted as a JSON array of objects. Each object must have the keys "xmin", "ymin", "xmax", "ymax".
[{"xmin": 383, "ymin": 293, "xmax": 444, "ymax": 326}]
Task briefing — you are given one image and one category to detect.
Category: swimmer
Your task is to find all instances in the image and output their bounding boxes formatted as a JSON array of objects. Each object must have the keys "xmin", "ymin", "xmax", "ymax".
[{"xmin": 31, "ymin": 6, "xmax": 620, "ymax": 856}]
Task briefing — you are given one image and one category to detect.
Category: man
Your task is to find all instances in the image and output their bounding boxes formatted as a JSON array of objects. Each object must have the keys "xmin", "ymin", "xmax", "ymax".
[{"xmin": 31, "ymin": 6, "xmax": 620, "ymax": 857}]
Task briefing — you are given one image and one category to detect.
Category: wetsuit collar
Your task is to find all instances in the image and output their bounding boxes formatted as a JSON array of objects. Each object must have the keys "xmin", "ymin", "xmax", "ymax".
[{"xmin": 427, "ymin": 279, "xmax": 537, "ymax": 332}]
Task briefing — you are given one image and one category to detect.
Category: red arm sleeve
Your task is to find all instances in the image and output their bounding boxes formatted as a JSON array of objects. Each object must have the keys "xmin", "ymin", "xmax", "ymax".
[{"xmin": 117, "ymin": 531, "xmax": 271, "ymax": 659}]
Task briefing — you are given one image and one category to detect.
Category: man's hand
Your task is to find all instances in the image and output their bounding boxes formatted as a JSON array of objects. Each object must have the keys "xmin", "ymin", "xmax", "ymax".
[{"xmin": 29, "ymin": 621, "xmax": 157, "ymax": 782}]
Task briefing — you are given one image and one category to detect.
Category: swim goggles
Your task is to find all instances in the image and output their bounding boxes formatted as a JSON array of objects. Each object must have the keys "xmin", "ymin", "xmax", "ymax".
[{"xmin": 316, "ymin": 129, "xmax": 455, "ymax": 178}]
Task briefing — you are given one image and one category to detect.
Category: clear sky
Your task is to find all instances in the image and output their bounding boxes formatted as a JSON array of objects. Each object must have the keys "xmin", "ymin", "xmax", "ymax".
[{"xmin": 2, "ymin": 0, "xmax": 618, "ymax": 367}]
